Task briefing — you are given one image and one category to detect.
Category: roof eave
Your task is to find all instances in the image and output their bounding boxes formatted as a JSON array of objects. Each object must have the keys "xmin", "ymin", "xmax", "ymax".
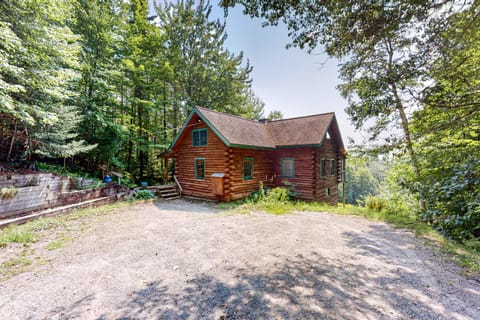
[
  {"xmin": 276, "ymin": 143, "xmax": 322, "ymax": 148},
  {"xmin": 230, "ymin": 143, "xmax": 276, "ymax": 150}
]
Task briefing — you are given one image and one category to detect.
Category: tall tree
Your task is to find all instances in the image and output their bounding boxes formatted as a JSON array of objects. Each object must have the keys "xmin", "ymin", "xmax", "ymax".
[
  {"xmin": 0, "ymin": 0, "xmax": 92, "ymax": 161},
  {"xmin": 70, "ymin": 0, "xmax": 127, "ymax": 170},
  {"xmin": 156, "ymin": 0, "xmax": 260, "ymax": 122},
  {"xmin": 411, "ymin": 4, "xmax": 480, "ymax": 240}
]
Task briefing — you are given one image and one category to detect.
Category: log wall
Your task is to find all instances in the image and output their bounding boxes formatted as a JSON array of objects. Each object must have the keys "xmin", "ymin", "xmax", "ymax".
[
  {"xmin": 173, "ymin": 123, "xmax": 228, "ymax": 200},
  {"xmin": 229, "ymin": 148, "xmax": 274, "ymax": 200},
  {"xmin": 314, "ymin": 138, "xmax": 340, "ymax": 205},
  {"xmin": 273, "ymin": 147, "xmax": 316, "ymax": 200},
  {"xmin": 172, "ymin": 119, "xmax": 343, "ymax": 204}
]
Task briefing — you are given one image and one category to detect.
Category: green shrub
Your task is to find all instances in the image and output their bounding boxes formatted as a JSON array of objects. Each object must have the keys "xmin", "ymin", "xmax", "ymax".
[
  {"xmin": 365, "ymin": 195, "xmax": 388, "ymax": 211},
  {"xmin": 264, "ymin": 187, "xmax": 289, "ymax": 203},
  {"xmin": 134, "ymin": 189, "xmax": 156, "ymax": 200},
  {"xmin": 0, "ymin": 186, "xmax": 18, "ymax": 199}
]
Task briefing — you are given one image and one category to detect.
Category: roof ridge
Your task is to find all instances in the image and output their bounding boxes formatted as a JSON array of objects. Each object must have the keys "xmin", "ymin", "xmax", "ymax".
[
  {"xmin": 196, "ymin": 106, "xmax": 335, "ymax": 124},
  {"xmin": 268, "ymin": 112, "xmax": 335, "ymax": 123},
  {"xmin": 195, "ymin": 106, "xmax": 263, "ymax": 124}
]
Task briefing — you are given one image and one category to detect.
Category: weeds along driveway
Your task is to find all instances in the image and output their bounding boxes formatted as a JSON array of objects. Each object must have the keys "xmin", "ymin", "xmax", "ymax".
[{"xmin": 0, "ymin": 200, "xmax": 479, "ymax": 319}]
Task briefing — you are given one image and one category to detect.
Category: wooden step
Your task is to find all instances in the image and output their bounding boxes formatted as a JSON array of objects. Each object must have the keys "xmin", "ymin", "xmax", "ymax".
[
  {"xmin": 160, "ymin": 191, "xmax": 178, "ymax": 197},
  {"xmin": 163, "ymin": 195, "xmax": 181, "ymax": 201},
  {"xmin": 158, "ymin": 187, "xmax": 176, "ymax": 192},
  {"xmin": 148, "ymin": 184, "xmax": 176, "ymax": 191}
]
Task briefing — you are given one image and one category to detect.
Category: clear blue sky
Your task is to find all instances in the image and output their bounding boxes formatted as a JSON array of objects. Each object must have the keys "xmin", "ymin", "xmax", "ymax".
[{"xmin": 150, "ymin": 1, "xmax": 361, "ymax": 144}]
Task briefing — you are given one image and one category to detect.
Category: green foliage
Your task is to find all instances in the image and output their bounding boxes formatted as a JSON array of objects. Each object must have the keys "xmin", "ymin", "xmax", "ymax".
[
  {"xmin": 0, "ymin": 186, "xmax": 18, "ymax": 199},
  {"xmin": 1, "ymin": 0, "xmax": 262, "ymax": 183},
  {"xmin": 344, "ymin": 155, "xmax": 382, "ymax": 205},
  {"xmin": 417, "ymin": 157, "xmax": 480, "ymax": 241},
  {"xmin": 364, "ymin": 196, "xmax": 388, "ymax": 212},
  {"xmin": 134, "ymin": 189, "xmax": 156, "ymax": 200},
  {"xmin": 0, "ymin": 227, "xmax": 37, "ymax": 246},
  {"xmin": 0, "ymin": 0, "xmax": 94, "ymax": 161},
  {"xmin": 410, "ymin": 5, "xmax": 480, "ymax": 242},
  {"xmin": 243, "ymin": 182, "xmax": 296, "ymax": 214},
  {"xmin": 267, "ymin": 110, "xmax": 283, "ymax": 120}
]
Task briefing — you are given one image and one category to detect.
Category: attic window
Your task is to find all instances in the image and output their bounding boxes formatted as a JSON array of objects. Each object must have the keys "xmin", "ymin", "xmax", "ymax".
[
  {"xmin": 325, "ymin": 131, "xmax": 331, "ymax": 140},
  {"xmin": 192, "ymin": 128, "xmax": 208, "ymax": 146}
]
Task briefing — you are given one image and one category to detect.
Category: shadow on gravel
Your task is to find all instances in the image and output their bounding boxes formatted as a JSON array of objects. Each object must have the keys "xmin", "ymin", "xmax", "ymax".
[
  {"xmin": 153, "ymin": 199, "xmax": 222, "ymax": 215},
  {"xmin": 343, "ymin": 224, "xmax": 480, "ymax": 320},
  {"xmin": 99, "ymin": 251, "xmax": 460, "ymax": 320}
]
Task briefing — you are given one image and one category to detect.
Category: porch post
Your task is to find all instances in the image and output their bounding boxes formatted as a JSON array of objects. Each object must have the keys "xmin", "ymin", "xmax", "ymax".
[{"xmin": 164, "ymin": 157, "xmax": 169, "ymax": 182}]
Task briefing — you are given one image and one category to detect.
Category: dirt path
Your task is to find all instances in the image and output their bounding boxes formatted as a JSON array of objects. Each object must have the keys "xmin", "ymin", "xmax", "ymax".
[{"xmin": 0, "ymin": 200, "xmax": 479, "ymax": 319}]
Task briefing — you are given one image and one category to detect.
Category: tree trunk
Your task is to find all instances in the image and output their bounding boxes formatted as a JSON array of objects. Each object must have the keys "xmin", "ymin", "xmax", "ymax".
[
  {"xmin": 385, "ymin": 39, "xmax": 425, "ymax": 211},
  {"xmin": 7, "ymin": 120, "xmax": 17, "ymax": 161}
]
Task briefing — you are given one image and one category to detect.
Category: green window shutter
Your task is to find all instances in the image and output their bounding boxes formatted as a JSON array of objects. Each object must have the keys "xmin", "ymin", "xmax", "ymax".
[
  {"xmin": 243, "ymin": 158, "xmax": 254, "ymax": 180},
  {"xmin": 195, "ymin": 158, "xmax": 205, "ymax": 179},
  {"xmin": 192, "ymin": 128, "xmax": 208, "ymax": 146},
  {"xmin": 280, "ymin": 158, "xmax": 295, "ymax": 178}
]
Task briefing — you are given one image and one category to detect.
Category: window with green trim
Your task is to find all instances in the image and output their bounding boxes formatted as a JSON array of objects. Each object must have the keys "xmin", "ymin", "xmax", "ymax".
[
  {"xmin": 192, "ymin": 128, "xmax": 208, "ymax": 146},
  {"xmin": 195, "ymin": 158, "xmax": 205, "ymax": 179},
  {"xmin": 280, "ymin": 158, "xmax": 295, "ymax": 178},
  {"xmin": 330, "ymin": 159, "xmax": 335, "ymax": 176},
  {"xmin": 321, "ymin": 159, "xmax": 327, "ymax": 177},
  {"xmin": 243, "ymin": 158, "xmax": 253, "ymax": 180}
]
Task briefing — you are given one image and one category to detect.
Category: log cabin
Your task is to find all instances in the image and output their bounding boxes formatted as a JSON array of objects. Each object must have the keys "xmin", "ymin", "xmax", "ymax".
[{"xmin": 162, "ymin": 106, "xmax": 346, "ymax": 204}]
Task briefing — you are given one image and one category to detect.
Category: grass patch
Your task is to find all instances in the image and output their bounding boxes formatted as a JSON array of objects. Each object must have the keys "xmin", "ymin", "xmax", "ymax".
[
  {"xmin": 44, "ymin": 233, "xmax": 74, "ymax": 251},
  {"xmin": 223, "ymin": 199, "xmax": 480, "ymax": 275},
  {"xmin": 0, "ymin": 201, "xmax": 133, "ymax": 249},
  {"xmin": 45, "ymin": 241, "xmax": 65, "ymax": 250},
  {"xmin": 0, "ymin": 200, "xmax": 141, "ymax": 281},
  {"xmin": 0, "ymin": 228, "xmax": 38, "ymax": 246},
  {"xmin": 0, "ymin": 249, "xmax": 34, "ymax": 280}
]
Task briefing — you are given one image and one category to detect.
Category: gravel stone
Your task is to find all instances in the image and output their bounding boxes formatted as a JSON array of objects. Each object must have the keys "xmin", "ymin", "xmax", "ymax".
[{"xmin": 0, "ymin": 200, "xmax": 479, "ymax": 319}]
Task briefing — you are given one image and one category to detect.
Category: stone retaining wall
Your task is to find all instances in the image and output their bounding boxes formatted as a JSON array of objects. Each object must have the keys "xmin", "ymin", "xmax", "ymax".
[{"xmin": 0, "ymin": 173, "xmax": 118, "ymax": 219}]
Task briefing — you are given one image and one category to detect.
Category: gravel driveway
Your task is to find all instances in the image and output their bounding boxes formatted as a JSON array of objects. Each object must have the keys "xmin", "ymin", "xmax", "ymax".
[{"xmin": 0, "ymin": 200, "xmax": 479, "ymax": 319}]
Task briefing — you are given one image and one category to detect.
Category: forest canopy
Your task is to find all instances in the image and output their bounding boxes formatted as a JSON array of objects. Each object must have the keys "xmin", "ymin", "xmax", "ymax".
[{"xmin": 0, "ymin": 0, "xmax": 264, "ymax": 179}]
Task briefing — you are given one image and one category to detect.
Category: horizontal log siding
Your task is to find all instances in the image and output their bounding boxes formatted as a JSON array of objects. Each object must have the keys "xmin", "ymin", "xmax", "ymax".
[
  {"xmin": 273, "ymin": 147, "xmax": 316, "ymax": 200},
  {"xmin": 173, "ymin": 124, "xmax": 228, "ymax": 200},
  {"xmin": 229, "ymin": 148, "xmax": 274, "ymax": 200},
  {"xmin": 314, "ymin": 138, "xmax": 339, "ymax": 205}
]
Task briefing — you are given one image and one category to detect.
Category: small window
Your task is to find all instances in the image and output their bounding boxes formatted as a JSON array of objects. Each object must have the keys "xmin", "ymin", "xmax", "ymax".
[
  {"xmin": 326, "ymin": 187, "xmax": 331, "ymax": 196},
  {"xmin": 281, "ymin": 158, "xmax": 295, "ymax": 178},
  {"xmin": 325, "ymin": 131, "xmax": 331, "ymax": 140},
  {"xmin": 321, "ymin": 159, "xmax": 326, "ymax": 177},
  {"xmin": 192, "ymin": 128, "xmax": 208, "ymax": 146},
  {"xmin": 330, "ymin": 159, "xmax": 335, "ymax": 176},
  {"xmin": 194, "ymin": 158, "xmax": 205, "ymax": 179},
  {"xmin": 242, "ymin": 158, "xmax": 254, "ymax": 180}
]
